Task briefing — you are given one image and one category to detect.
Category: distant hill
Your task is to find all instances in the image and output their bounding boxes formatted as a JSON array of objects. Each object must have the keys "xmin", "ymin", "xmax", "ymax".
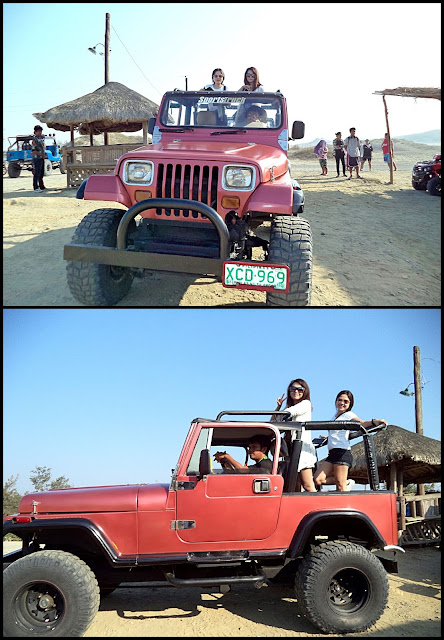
[
  {"xmin": 292, "ymin": 130, "xmax": 441, "ymax": 150},
  {"xmin": 288, "ymin": 138, "xmax": 441, "ymax": 162},
  {"xmin": 61, "ymin": 133, "xmax": 145, "ymax": 147},
  {"xmin": 397, "ymin": 129, "xmax": 440, "ymax": 145}
]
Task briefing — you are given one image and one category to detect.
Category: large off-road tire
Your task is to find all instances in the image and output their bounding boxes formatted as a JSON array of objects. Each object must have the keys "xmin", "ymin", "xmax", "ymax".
[
  {"xmin": 427, "ymin": 176, "xmax": 441, "ymax": 196},
  {"xmin": 3, "ymin": 549, "xmax": 100, "ymax": 637},
  {"xmin": 266, "ymin": 216, "xmax": 312, "ymax": 306},
  {"xmin": 294, "ymin": 540, "xmax": 389, "ymax": 634},
  {"xmin": 43, "ymin": 159, "xmax": 53, "ymax": 176},
  {"xmin": 66, "ymin": 208, "xmax": 134, "ymax": 306},
  {"xmin": 8, "ymin": 162, "xmax": 21, "ymax": 178},
  {"xmin": 59, "ymin": 162, "xmax": 66, "ymax": 175}
]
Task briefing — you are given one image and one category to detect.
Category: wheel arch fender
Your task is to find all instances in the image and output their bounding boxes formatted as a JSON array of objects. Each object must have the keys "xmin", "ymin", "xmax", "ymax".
[
  {"xmin": 3, "ymin": 518, "xmax": 128, "ymax": 566},
  {"xmin": 289, "ymin": 510, "xmax": 387, "ymax": 558}
]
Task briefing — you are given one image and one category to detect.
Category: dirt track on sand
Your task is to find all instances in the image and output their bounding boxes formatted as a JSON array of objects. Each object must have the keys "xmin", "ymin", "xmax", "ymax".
[
  {"xmin": 3, "ymin": 157, "xmax": 440, "ymax": 307},
  {"xmin": 3, "ymin": 541, "xmax": 441, "ymax": 636}
]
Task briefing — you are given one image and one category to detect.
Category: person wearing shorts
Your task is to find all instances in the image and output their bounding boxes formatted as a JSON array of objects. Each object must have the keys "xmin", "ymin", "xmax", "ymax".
[
  {"xmin": 344, "ymin": 127, "xmax": 362, "ymax": 180},
  {"xmin": 313, "ymin": 390, "xmax": 388, "ymax": 491},
  {"xmin": 382, "ymin": 133, "xmax": 397, "ymax": 170},
  {"xmin": 360, "ymin": 139, "xmax": 373, "ymax": 170}
]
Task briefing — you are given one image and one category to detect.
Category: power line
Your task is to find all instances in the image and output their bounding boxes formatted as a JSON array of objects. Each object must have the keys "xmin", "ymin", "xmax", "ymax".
[{"xmin": 111, "ymin": 25, "xmax": 163, "ymax": 99}]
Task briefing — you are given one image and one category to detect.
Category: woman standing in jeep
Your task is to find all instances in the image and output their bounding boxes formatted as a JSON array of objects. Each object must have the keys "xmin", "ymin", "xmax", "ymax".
[
  {"xmin": 313, "ymin": 390, "xmax": 388, "ymax": 492},
  {"xmin": 200, "ymin": 68, "xmax": 228, "ymax": 91},
  {"xmin": 275, "ymin": 379, "xmax": 316, "ymax": 491},
  {"xmin": 238, "ymin": 67, "xmax": 264, "ymax": 92}
]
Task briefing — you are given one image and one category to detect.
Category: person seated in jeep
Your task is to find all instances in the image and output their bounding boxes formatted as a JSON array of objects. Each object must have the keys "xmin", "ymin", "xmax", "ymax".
[
  {"xmin": 244, "ymin": 106, "xmax": 268, "ymax": 128},
  {"xmin": 214, "ymin": 434, "xmax": 272, "ymax": 473}
]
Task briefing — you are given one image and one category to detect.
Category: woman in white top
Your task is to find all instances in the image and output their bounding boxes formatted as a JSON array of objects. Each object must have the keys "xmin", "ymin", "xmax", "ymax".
[
  {"xmin": 275, "ymin": 378, "xmax": 316, "ymax": 491},
  {"xmin": 200, "ymin": 68, "xmax": 228, "ymax": 91},
  {"xmin": 313, "ymin": 390, "xmax": 388, "ymax": 492}
]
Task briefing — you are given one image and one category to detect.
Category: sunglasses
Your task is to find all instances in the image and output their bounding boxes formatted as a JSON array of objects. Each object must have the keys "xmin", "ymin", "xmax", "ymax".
[{"xmin": 290, "ymin": 386, "xmax": 305, "ymax": 392}]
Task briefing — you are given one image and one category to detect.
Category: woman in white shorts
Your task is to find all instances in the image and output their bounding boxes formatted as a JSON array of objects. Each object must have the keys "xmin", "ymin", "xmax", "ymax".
[
  {"xmin": 275, "ymin": 379, "xmax": 316, "ymax": 491},
  {"xmin": 314, "ymin": 390, "xmax": 387, "ymax": 491}
]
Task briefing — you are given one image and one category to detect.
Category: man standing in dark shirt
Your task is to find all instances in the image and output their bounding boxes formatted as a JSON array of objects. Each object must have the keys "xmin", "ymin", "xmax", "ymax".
[
  {"xmin": 31, "ymin": 125, "xmax": 46, "ymax": 193},
  {"xmin": 214, "ymin": 435, "xmax": 273, "ymax": 473}
]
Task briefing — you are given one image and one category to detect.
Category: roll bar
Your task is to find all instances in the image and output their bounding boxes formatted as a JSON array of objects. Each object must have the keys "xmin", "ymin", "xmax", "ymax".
[{"xmin": 214, "ymin": 411, "xmax": 386, "ymax": 491}]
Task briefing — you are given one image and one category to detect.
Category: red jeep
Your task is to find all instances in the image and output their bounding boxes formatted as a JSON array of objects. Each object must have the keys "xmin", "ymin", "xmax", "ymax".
[
  {"xmin": 3, "ymin": 412, "xmax": 403, "ymax": 637},
  {"xmin": 64, "ymin": 91, "xmax": 311, "ymax": 306}
]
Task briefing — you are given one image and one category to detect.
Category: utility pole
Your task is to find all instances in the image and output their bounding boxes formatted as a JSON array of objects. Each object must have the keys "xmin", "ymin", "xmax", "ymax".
[
  {"xmin": 413, "ymin": 346, "xmax": 423, "ymax": 435},
  {"xmin": 104, "ymin": 13, "xmax": 110, "ymax": 145},
  {"xmin": 105, "ymin": 13, "xmax": 110, "ymax": 85},
  {"xmin": 413, "ymin": 346, "xmax": 425, "ymax": 513}
]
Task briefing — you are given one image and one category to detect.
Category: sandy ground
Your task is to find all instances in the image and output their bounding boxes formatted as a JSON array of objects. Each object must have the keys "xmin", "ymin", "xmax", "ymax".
[
  {"xmin": 3, "ymin": 540, "xmax": 441, "ymax": 636},
  {"xmin": 3, "ymin": 156, "xmax": 441, "ymax": 307}
]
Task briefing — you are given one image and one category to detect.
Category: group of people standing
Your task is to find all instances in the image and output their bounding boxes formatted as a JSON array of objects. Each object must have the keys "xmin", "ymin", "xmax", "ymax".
[
  {"xmin": 315, "ymin": 129, "xmax": 397, "ymax": 178},
  {"xmin": 274, "ymin": 378, "xmax": 387, "ymax": 492}
]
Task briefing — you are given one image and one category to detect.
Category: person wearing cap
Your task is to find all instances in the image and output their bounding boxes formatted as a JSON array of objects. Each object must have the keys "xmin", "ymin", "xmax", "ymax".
[
  {"xmin": 333, "ymin": 132, "xmax": 347, "ymax": 177},
  {"xmin": 344, "ymin": 127, "xmax": 363, "ymax": 180},
  {"xmin": 214, "ymin": 434, "xmax": 273, "ymax": 474},
  {"xmin": 31, "ymin": 125, "xmax": 46, "ymax": 192}
]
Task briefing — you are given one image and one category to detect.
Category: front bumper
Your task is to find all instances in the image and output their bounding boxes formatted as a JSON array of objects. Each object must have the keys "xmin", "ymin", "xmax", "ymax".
[{"xmin": 64, "ymin": 198, "xmax": 230, "ymax": 276}]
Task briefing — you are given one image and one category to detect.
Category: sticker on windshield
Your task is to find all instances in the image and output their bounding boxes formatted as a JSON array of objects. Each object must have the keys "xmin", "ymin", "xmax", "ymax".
[{"xmin": 197, "ymin": 96, "xmax": 246, "ymax": 105}]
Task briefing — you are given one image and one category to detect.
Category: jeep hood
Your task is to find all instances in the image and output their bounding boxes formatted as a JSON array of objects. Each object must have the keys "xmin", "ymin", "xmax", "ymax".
[
  {"xmin": 125, "ymin": 141, "xmax": 289, "ymax": 180},
  {"xmin": 18, "ymin": 483, "xmax": 170, "ymax": 514}
]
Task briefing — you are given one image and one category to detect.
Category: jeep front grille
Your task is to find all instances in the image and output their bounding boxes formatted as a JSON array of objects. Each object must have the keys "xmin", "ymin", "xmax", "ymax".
[{"xmin": 155, "ymin": 163, "xmax": 219, "ymax": 220}]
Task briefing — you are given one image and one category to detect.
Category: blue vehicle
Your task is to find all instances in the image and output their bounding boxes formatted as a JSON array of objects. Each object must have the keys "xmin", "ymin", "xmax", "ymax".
[{"xmin": 6, "ymin": 134, "xmax": 65, "ymax": 178}]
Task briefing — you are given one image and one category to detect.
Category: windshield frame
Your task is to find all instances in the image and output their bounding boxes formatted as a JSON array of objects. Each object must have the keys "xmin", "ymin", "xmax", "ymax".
[{"xmin": 159, "ymin": 91, "xmax": 285, "ymax": 131}]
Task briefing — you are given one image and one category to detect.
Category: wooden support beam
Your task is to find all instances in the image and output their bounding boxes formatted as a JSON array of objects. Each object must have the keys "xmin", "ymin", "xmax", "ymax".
[{"xmin": 382, "ymin": 95, "xmax": 394, "ymax": 184}]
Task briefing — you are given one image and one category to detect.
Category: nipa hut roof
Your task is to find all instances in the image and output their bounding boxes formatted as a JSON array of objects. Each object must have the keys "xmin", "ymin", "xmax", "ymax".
[
  {"xmin": 374, "ymin": 87, "xmax": 441, "ymax": 100},
  {"xmin": 33, "ymin": 82, "xmax": 159, "ymax": 134},
  {"xmin": 346, "ymin": 425, "xmax": 441, "ymax": 485}
]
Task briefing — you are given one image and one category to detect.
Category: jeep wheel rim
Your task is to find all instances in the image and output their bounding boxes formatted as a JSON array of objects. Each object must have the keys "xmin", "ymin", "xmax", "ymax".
[
  {"xmin": 327, "ymin": 568, "xmax": 370, "ymax": 614},
  {"xmin": 14, "ymin": 581, "xmax": 65, "ymax": 630}
]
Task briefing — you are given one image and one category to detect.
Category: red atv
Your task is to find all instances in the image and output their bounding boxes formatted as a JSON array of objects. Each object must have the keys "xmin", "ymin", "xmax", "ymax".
[{"xmin": 411, "ymin": 153, "xmax": 441, "ymax": 196}]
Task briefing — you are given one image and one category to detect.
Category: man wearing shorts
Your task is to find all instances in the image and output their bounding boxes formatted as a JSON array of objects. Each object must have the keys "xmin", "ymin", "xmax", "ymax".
[
  {"xmin": 382, "ymin": 133, "xmax": 397, "ymax": 170},
  {"xmin": 344, "ymin": 127, "xmax": 362, "ymax": 180}
]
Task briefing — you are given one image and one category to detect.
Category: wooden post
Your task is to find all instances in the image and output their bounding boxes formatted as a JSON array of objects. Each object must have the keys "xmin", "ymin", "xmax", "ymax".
[
  {"xmin": 89, "ymin": 124, "xmax": 94, "ymax": 146},
  {"xmin": 413, "ymin": 345, "xmax": 425, "ymax": 513},
  {"xmin": 413, "ymin": 346, "xmax": 423, "ymax": 436},
  {"xmin": 103, "ymin": 13, "xmax": 110, "ymax": 147},
  {"xmin": 398, "ymin": 468, "xmax": 406, "ymax": 531},
  {"xmin": 104, "ymin": 13, "xmax": 110, "ymax": 85},
  {"xmin": 389, "ymin": 462, "xmax": 397, "ymax": 492},
  {"xmin": 70, "ymin": 125, "xmax": 74, "ymax": 145},
  {"xmin": 382, "ymin": 95, "xmax": 394, "ymax": 184},
  {"xmin": 142, "ymin": 121, "xmax": 148, "ymax": 145}
]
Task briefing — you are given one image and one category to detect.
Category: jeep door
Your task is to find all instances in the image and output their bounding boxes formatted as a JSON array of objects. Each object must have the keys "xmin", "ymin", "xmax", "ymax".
[{"xmin": 175, "ymin": 425, "xmax": 284, "ymax": 543}]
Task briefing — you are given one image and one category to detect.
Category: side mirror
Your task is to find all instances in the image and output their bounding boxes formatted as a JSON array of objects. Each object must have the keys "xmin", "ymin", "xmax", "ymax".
[
  {"xmin": 292, "ymin": 121, "xmax": 305, "ymax": 140},
  {"xmin": 199, "ymin": 449, "xmax": 211, "ymax": 477},
  {"xmin": 148, "ymin": 117, "xmax": 156, "ymax": 135}
]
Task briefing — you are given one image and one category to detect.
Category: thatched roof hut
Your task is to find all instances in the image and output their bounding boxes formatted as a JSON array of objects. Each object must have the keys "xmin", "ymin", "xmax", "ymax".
[
  {"xmin": 32, "ymin": 81, "xmax": 159, "ymax": 134},
  {"xmin": 347, "ymin": 425, "xmax": 441, "ymax": 486},
  {"xmin": 374, "ymin": 87, "xmax": 441, "ymax": 100}
]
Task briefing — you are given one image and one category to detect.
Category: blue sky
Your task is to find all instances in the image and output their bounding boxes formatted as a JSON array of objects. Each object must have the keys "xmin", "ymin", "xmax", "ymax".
[
  {"xmin": 3, "ymin": 3, "xmax": 441, "ymax": 148},
  {"xmin": 3, "ymin": 308, "xmax": 441, "ymax": 495}
]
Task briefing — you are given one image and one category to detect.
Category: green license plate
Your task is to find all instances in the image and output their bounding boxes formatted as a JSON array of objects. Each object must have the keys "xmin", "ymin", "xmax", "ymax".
[{"xmin": 222, "ymin": 261, "xmax": 289, "ymax": 293}]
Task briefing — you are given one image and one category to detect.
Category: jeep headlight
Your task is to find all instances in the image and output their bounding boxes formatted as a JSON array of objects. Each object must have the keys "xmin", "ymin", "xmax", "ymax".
[
  {"xmin": 223, "ymin": 165, "xmax": 255, "ymax": 190},
  {"xmin": 124, "ymin": 161, "xmax": 154, "ymax": 184}
]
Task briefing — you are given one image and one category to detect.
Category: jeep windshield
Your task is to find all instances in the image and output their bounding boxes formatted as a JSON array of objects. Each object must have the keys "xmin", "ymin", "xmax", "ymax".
[{"xmin": 160, "ymin": 92, "xmax": 283, "ymax": 130}]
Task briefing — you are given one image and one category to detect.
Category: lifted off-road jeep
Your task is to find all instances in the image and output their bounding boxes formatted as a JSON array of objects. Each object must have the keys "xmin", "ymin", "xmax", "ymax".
[
  {"xmin": 412, "ymin": 153, "xmax": 441, "ymax": 196},
  {"xmin": 6, "ymin": 134, "xmax": 65, "ymax": 178},
  {"xmin": 64, "ymin": 91, "xmax": 311, "ymax": 306},
  {"xmin": 3, "ymin": 411, "xmax": 403, "ymax": 637}
]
